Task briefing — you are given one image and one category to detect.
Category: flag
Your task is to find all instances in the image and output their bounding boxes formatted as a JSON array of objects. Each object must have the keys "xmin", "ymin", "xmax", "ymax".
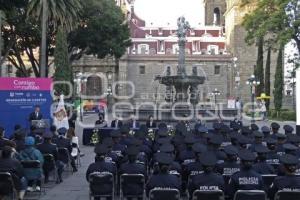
[{"xmin": 53, "ymin": 95, "xmax": 69, "ymax": 130}]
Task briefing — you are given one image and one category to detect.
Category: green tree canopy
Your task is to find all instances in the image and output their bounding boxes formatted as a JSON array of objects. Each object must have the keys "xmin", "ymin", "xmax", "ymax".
[
  {"xmin": 68, "ymin": 0, "xmax": 131, "ymax": 61},
  {"xmin": 242, "ymin": 0, "xmax": 300, "ymax": 53}
]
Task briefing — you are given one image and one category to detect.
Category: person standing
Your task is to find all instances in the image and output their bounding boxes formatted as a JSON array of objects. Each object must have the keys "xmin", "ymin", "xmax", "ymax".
[
  {"xmin": 260, "ymin": 100, "xmax": 267, "ymax": 121},
  {"xmin": 29, "ymin": 105, "xmax": 43, "ymax": 122},
  {"xmin": 235, "ymin": 97, "xmax": 242, "ymax": 120}
]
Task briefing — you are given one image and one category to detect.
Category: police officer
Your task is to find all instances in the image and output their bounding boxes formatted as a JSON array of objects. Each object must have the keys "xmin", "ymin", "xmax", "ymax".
[
  {"xmin": 277, "ymin": 143, "xmax": 300, "ymax": 176},
  {"xmin": 216, "ymin": 145, "xmax": 240, "ymax": 175},
  {"xmin": 265, "ymin": 137, "xmax": 280, "ymax": 171},
  {"xmin": 188, "ymin": 152, "xmax": 225, "ymax": 197},
  {"xmin": 261, "ymin": 126, "xmax": 271, "ymax": 138},
  {"xmin": 178, "ymin": 135, "xmax": 196, "ymax": 163},
  {"xmin": 146, "ymin": 152, "xmax": 181, "ymax": 197},
  {"xmin": 207, "ymin": 135, "xmax": 226, "ymax": 162},
  {"xmin": 249, "ymin": 131, "xmax": 264, "ymax": 152},
  {"xmin": 283, "ymin": 125, "xmax": 294, "ymax": 136},
  {"xmin": 253, "ymin": 144, "xmax": 275, "ymax": 174},
  {"xmin": 271, "ymin": 122, "xmax": 280, "ymax": 137},
  {"xmin": 120, "ymin": 145, "xmax": 147, "ymax": 178},
  {"xmin": 86, "ymin": 144, "xmax": 117, "ymax": 181},
  {"xmin": 55, "ymin": 127, "xmax": 77, "ymax": 172},
  {"xmin": 110, "ymin": 129, "xmax": 127, "ymax": 157},
  {"xmin": 227, "ymin": 149, "xmax": 263, "ymax": 198},
  {"xmin": 276, "ymin": 133, "xmax": 287, "ymax": 156},
  {"xmin": 268, "ymin": 154, "xmax": 300, "ymax": 200},
  {"xmin": 36, "ymin": 132, "xmax": 64, "ymax": 183}
]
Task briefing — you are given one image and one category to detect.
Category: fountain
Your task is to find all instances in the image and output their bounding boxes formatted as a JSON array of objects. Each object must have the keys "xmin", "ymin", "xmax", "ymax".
[{"xmin": 155, "ymin": 16, "xmax": 205, "ymax": 104}]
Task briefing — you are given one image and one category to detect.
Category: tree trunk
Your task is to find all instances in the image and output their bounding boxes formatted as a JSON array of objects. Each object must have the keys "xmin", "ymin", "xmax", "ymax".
[
  {"xmin": 40, "ymin": 0, "xmax": 48, "ymax": 77},
  {"xmin": 265, "ymin": 47, "xmax": 271, "ymax": 110},
  {"xmin": 255, "ymin": 37, "xmax": 264, "ymax": 96}
]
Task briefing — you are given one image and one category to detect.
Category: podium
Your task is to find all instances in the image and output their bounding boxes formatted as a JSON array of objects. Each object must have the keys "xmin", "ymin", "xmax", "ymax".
[{"xmin": 31, "ymin": 119, "xmax": 50, "ymax": 129}]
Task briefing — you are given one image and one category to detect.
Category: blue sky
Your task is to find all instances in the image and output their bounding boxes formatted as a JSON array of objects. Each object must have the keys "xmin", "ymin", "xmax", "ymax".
[{"xmin": 134, "ymin": 0, "xmax": 205, "ymax": 27}]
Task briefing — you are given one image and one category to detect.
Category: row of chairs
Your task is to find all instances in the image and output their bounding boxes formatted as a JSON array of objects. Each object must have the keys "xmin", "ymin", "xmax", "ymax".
[{"xmin": 88, "ymin": 172, "xmax": 300, "ymax": 200}]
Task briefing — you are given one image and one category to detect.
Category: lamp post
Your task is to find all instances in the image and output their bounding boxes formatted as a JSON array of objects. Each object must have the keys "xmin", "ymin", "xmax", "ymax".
[
  {"xmin": 74, "ymin": 72, "xmax": 87, "ymax": 121},
  {"xmin": 106, "ymin": 71, "xmax": 113, "ymax": 112},
  {"xmin": 233, "ymin": 57, "xmax": 240, "ymax": 98},
  {"xmin": 212, "ymin": 88, "xmax": 221, "ymax": 105},
  {"xmin": 246, "ymin": 74, "xmax": 260, "ymax": 124}
]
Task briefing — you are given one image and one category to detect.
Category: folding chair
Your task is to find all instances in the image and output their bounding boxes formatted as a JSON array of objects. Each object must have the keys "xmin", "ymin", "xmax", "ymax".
[
  {"xmin": 58, "ymin": 148, "xmax": 72, "ymax": 171},
  {"xmin": 149, "ymin": 188, "xmax": 180, "ymax": 200},
  {"xmin": 262, "ymin": 174, "xmax": 276, "ymax": 189},
  {"xmin": 43, "ymin": 154, "xmax": 57, "ymax": 182},
  {"xmin": 21, "ymin": 160, "xmax": 45, "ymax": 197},
  {"xmin": 233, "ymin": 190, "xmax": 266, "ymax": 200},
  {"xmin": 192, "ymin": 190, "xmax": 224, "ymax": 200},
  {"xmin": 89, "ymin": 172, "xmax": 114, "ymax": 200},
  {"xmin": 120, "ymin": 174, "xmax": 145, "ymax": 200},
  {"xmin": 275, "ymin": 190, "xmax": 300, "ymax": 200},
  {"xmin": 0, "ymin": 172, "xmax": 17, "ymax": 200}
]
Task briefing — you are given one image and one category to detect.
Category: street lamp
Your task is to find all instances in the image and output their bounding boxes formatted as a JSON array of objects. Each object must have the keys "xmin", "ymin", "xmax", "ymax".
[
  {"xmin": 106, "ymin": 71, "xmax": 113, "ymax": 112},
  {"xmin": 74, "ymin": 72, "xmax": 87, "ymax": 121},
  {"xmin": 211, "ymin": 88, "xmax": 221, "ymax": 105},
  {"xmin": 246, "ymin": 74, "xmax": 260, "ymax": 124}
]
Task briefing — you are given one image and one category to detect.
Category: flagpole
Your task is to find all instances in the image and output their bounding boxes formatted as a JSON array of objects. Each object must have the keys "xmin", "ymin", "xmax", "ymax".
[{"xmin": 296, "ymin": 68, "xmax": 300, "ymax": 135}]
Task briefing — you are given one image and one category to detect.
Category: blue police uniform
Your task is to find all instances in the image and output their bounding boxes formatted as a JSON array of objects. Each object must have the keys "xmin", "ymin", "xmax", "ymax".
[{"xmin": 227, "ymin": 150, "xmax": 263, "ymax": 198}]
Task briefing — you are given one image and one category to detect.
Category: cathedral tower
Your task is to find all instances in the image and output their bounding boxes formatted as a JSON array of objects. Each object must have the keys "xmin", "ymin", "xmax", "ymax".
[{"xmin": 203, "ymin": 0, "xmax": 227, "ymax": 26}]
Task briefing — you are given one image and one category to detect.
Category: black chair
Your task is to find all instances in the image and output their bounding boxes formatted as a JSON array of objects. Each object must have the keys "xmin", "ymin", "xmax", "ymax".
[
  {"xmin": 192, "ymin": 190, "xmax": 224, "ymax": 200},
  {"xmin": 89, "ymin": 172, "xmax": 114, "ymax": 200},
  {"xmin": 262, "ymin": 174, "xmax": 276, "ymax": 189},
  {"xmin": 120, "ymin": 174, "xmax": 145, "ymax": 200},
  {"xmin": 21, "ymin": 160, "xmax": 44, "ymax": 196},
  {"xmin": 43, "ymin": 154, "xmax": 57, "ymax": 182},
  {"xmin": 0, "ymin": 172, "xmax": 17, "ymax": 200},
  {"xmin": 58, "ymin": 148, "xmax": 72, "ymax": 171},
  {"xmin": 149, "ymin": 188, "xmax": 180, "ymax": 200},
  {"xmin": 234, "ymin": 190, "xmax": 266, "ymax": 200},
  {"xmin": 275, "ymin": 190, "xmax": 300, "ymax": 200}
]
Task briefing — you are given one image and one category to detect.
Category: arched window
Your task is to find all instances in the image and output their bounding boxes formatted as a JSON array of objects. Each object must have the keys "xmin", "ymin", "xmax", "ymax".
[
  {"xmin": 86, "ymin": 75, "xmax": 102, "ymax": 96},
  {"xmin": 213, "ymin": 8, "xmax": 221, "ymax": 25}
]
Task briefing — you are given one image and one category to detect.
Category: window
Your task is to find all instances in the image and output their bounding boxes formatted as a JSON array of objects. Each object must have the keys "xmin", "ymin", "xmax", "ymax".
[
  {"xmin": 139, "ymin": 65, "xmax": 145, "ymax": 74},
  {"xmin": 138, "ymin": 44, "xmax": 149, "ymax": 54},
  {"xmin": 214, "ymin": 65, "xmax": 221, "ymax": 75},
  {"xmin": 208, "ymin": 45, "xmax": 219, "ymax": 55}
]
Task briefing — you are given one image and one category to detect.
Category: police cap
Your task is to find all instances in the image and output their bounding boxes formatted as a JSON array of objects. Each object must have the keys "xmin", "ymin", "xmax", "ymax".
[
  {"xmin": 251, "ymin": 124, "xmax": 259, "ymax": 131},
  {"xmin": 197, "ymin": 126, "xmax": 208, "ymax": 133},
  {"xmin": 224, "ymin": 145, "xmax": 238, "ymax": 155},
  {"xmin": 283, "ymin": 143, "xmax": 298, "ymax": 151},
  {"xmin": 271, "ymin": 122, "xmax": 280, "ymax": 130},
  {"xmin": 238, "ymin": 135, "xmax": 250, "ymax": 145},
  {"xmin": 210, "ymin": 135, "xmax": 223, "ymax": 145},
  {"xmin": 275, "ymin": 133, "xmax": 287, "ymax": 139},
  {"xmin": 157, "ymin": 129, "xmax": 168, "ymax": 137},
  {"xmin": 265, "ymin": 137, "xmax": 277, "ymax": 145},
  {"xmin": 241, "ymin": 126, "xmax": 251, "ymax": 135},
  {"xmin": 253, "ymin": 131, "xmax": 264, "ymax": 138},
  {"xmin": 156, "ymin": 152, "xmax": 173, "ymax": 165},
  {"xmin": 280, "ymin": 154, "xmax": 299, "ymax": 165},
  {"xmin": 200, "ymin": 152, "xmax": 217, "ymax": 166},
  {"xmin": 159, "ymin": 144, "xmax": 175, "ymax": 153},
  {"xmin": 261, "ymin": 126, "xmax": 270, "ymax": 133},
  {"xmin": 192, "ymin": 143, "xmax": 207, "ymax": 153},
  {"xmin": 283, "ymin": 125, "xmax": 294, "ymax": 133},
  {"xmin": 239, "ymin": 149, "xmax": 256, "ymax": 161},
  {"xmin": 94, "ymin": 144, "xmax": 108, "ymax": 155},
  {"xmin": 254, "ymin": 144, "xmax": 270, "ymax": 154},
  {"xmin": 126, "ymin": 146, "xmax": 139, "ymax": 156}
]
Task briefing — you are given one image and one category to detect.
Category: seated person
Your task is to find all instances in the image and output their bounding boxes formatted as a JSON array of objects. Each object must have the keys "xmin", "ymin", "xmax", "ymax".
[
  {"xmin": 86, "ymin": 144, "xmax": 117, "ymax": 180},
  {"xmin": 146, "ymin": 153, "xmax": 181, "ymax": 197},
  {"xmin": 0, "ymin": 146, "xmax": 27, "ymax": 199},
  {"xmin": 95, "ymin": 114, "xmax": 108, "ymax": 127},
  {"xmin": 269, "ymin": 154, "xmax": 300, "ymax": 200},
  {"xmin": 37, "ymin": 132, "xmax": 64, "ymax": 183},
  {"xmin": 17, "ymin": 137, "xmax": 44, "ymax": 192},
  {"xmin": 0, "ymin": 127, "xmax": 12, "ymax": 148}
]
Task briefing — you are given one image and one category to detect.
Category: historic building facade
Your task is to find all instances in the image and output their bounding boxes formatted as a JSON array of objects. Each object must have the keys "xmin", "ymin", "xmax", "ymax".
[{"xmin": 72, "ymin": 0, "xmax": 279, "ymax": 106}]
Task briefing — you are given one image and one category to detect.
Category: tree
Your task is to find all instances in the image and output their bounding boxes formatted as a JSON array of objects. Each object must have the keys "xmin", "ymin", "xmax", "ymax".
[
  {"xmin": 273, "ymin": 45, "xmax": 284, "ymax": 114},
  {"xmin": 254, "ymin": 37, "xmax": 264, "ymax": 96},
  {"xmin": 27, "ymin": 0, "xmax": 82, "ymax": 77},
  {"xmin": 242, "ymin": 0, "xmax": 300, "ymax": 54},
  {"xmin": 265, "ymin": 47, "xmax": 271, "ymax": 110},
  {"xmin": 53, "ymin": 27, "xmax": 72, "ymax": 95},
  {"xmin": 68, "ymin": 0, "xmax": 131, "ymax": 76}
]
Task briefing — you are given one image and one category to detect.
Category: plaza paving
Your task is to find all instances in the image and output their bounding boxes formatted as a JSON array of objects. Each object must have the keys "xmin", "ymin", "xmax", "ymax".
[{"xmin": 35, "ymin": 113, "xmax": 296, "ymax": 200}]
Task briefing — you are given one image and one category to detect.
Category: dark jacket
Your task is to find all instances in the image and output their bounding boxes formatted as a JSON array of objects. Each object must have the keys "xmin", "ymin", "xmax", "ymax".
[
  {"xmin": 146, "ymin": 173, "xmax": 181, "ymax": 196},
  {"xmin": 0, "ymin": 158, "xmax": 25, "ymax": 190},
  {"xmin": 29, "ymin": 111, "xmax": 43, "ymax": 122}
]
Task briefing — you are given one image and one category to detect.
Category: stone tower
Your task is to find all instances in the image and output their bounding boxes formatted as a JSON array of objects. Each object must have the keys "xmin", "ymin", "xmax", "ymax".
[
  {"xmin": 203, "ymin": 0, "xmax": 227, "ymax": 26},
  {"xmin": 222, "ymin": 0, "xmax": 277, "ymax": 104}
]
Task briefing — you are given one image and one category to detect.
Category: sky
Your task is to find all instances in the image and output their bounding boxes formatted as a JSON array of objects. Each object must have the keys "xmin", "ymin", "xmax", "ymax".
[{"xmin": 134, "ymin": 0, "xmax": 205, "ymax": 27}]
